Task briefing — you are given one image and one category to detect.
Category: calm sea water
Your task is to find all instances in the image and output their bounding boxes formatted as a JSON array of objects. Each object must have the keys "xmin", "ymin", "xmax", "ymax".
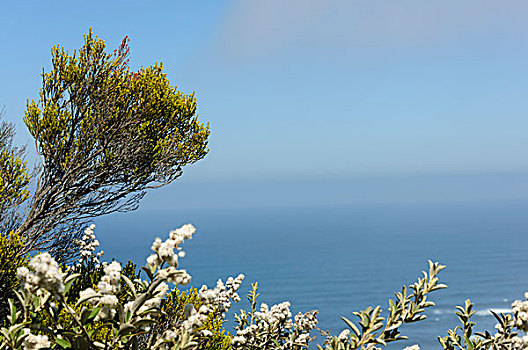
[{"xmin": 95, "ymin": 200, "xmax": 528, "ymax": 349}]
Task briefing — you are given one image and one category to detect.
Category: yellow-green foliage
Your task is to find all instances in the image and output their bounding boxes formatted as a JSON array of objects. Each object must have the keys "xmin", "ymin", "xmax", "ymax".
[
  {"xmin": 19, "ymin": 29, "xmax": 210, "ymax": 256},
  {"xmin": 48, "ymin": 261, "xmax": 141, "ymax": 342},
  {"xmin": 44, "ymin": 261, "xmax": 230, "ymax": 349},
  {"xmin": 161, "ymin": 288, "xmax": 232, "ymax": 350},
  {"xmin": 0, "ymin": 150, "xmax": 30, "ymax": 211},
  {"xmin": 0, "ymin": 231, "xmax": 28, "ymax": 324},
  {"xmin": 23, "ymin": 28, "xmax": 209, "ymax": 180},
  {"xmin": 66, "ymin": 260, "xmax": 139, "ymax": 302}
]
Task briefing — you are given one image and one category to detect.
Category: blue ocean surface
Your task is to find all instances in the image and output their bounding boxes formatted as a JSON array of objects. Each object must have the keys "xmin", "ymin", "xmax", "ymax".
[{"xmin": 95, "ymin": 200, "xmax": 528, "ymax": 349}]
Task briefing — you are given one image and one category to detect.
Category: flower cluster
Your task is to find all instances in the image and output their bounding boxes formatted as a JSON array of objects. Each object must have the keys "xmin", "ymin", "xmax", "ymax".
[
  {"xmin": 403, "ymin": 345, "xmax": 420, "ymax": 350},
  {"xmin": 17, "ymin": 253, "xmax": 64, "ymax": 295},
  {"xmin": 199, "ymin": 274, "xmax": 245, "ymax": 314},
  {"xmin": 337, "ymin": 329, "xmax": 350, "ymax": 342},
  {"xmin": 294, "ymin": 310, "xmax": 318, "ymax": 333},
  {"xmin": 231, "ymin": 324, "xmax": 258, "ymax": 346},
  {"xmin": 232, "ymin": 300, "xmax": 318, "ymax": 349},
  {"xmin": 181, "ymin": 303, "xmax": 209, "ymax": 333},
  {"xmin": 73, "ymin": 224, "xmax": 104, "ymax": 266},
  {"xmin": 1, "ymin": 221, "xmax": 456, "ymax": 350},
  {"xmin": 147, "ymin": 224, "xmax": 195, "ymax": 285},
  {"xmin": 79, "ymin": 261, "xmax": 122, "ymax": 320},
  {"xmin": 512, "ymin": 292, "xmax": 528, "ymax": 332},
  {"xmin": 511, "ymin": 335, "xmax": 528, "ymax": 350},
  {"xmin": 5, "ymin": 224, "xmax": 229, "ymax": 350},
  {"xmin": 22, "ymin": 330, "xmax": 50, "ymax": 350},
  {"xmin": 122, "ymin": 225, "xmax": 198, "ymax": 331},
  {"xmin": 290, "ymin": 310, "xmax": 318, "ymax": 346},
  {"xmin": 254, "ymin": 302, "xmax": 293, "ymax": 328}
]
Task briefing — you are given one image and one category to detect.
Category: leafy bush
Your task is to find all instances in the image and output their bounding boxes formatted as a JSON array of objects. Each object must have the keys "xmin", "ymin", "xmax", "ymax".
[
  {"xmin": 0, "ymin": 112, "xmax": 30, "ymax": 234},
  {"xmin": 4, "ymin": 29, "xmax": 210, "ymax": 261},
  {"xmin": 0, "ymin": 231, "xmax": 28, "ymax": 325},
  {"xmin": 0, "ymin": 223, "xmax": 446, "ymax": 350},
  {"xmin": 0, "ymin": 224, "xmax": 243, "ymax": 350},
  {"xmin": 2, "ymin": 223, "xmax": 527, "ymax": 350},
  {"xmin": 159, "ymin": 288, "xmax": 232, "ymax": 350}
]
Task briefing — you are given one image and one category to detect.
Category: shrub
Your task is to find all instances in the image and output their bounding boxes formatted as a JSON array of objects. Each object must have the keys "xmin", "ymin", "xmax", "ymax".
[
  {"xmin": 0, "ymin": 231, "xmax": 28, "ymax": 325},
  {"xmin": 0, "ymin": 224, "xmax": 240, "ymax": 350},
  {"xmin": 7, "ymin": 222, "xmax": 528, "ymax": 349},
  {"xmin": 0, "ymin": 223, "xmax": 453, "ymax": 350},
  {"xmin": 7, "ymin": 29, "xmax": 210, "ymax": 261}
]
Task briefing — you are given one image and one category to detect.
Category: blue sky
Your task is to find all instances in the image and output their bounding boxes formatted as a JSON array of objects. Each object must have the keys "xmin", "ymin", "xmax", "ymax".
[{"xmin": 2, "ymin": 1, "xmax": 528, "ymax": 206}]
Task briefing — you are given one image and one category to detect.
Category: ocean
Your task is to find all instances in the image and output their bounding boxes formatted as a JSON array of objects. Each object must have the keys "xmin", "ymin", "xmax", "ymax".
[{"xmin": 95, "ymin": 199, "xmax": 528, "ymax": 349}]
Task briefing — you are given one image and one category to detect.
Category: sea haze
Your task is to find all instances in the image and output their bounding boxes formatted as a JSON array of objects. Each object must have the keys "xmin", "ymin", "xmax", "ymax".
[{"xmin": 95, "ymin": 198, "xmax": 528, "ymax": 349}]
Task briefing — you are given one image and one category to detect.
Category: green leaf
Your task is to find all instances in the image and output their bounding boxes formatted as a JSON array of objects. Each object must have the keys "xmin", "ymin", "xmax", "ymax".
[
  {"xmin": 75, "ymin": 294, "xmax": 100, "ymax": 308},
  {"xmin": 341, "ymin": 316, "xmax": 361, "ymax": 336},
  {"xmin": 63, "ymin": 274, "xmax": 80, "ymax": 295},
  {"xmin": 80, "ymin": 306, "xmax": 101, "ymax": 324},
  {"xmin": 118, "ymin": 323, "xmax": 136, "ymax": 336},
  {"xmin": 54, "ymin": 337, "xmax": 71, "ymax": 349},
  {"xmin": 141, "ymin": 266, "xmax": 154, "ymax": 280},
  {"xmin": 8, "ymin": 299, "xmax": 16, "ymax": 324},
  {"xmin": 463, "ymin": 335, "xmax": 474, "ymax": 350},
  {"xmin": 121, "ymin": 275, "xmax": 137, "ymax": 298}
]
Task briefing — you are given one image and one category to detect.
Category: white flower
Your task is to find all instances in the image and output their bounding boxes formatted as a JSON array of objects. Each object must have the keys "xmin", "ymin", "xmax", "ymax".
[
  {"xmin": 97, "ymin": 277, "xmax": 118, "ymax": 294},
  {"xmin": 151, "ymin": 238, "xmax": 162, "ymax": 252},
  {"xmin": 254, "ymin": 301, "xmax": 292, "ymax": 326},
  {"xmin": 105, "ymin": 261, "xmax": 122, "ymax": 275},
  {"xmin": 163, "ymin": 330, "xmax": 177, "ymax": 341},
  {"xmin": 77, "ymin": 261, "xmax": 122, "ymax": 319},
  {"xmin": 100, "ymin": 294, "xmax": 119, "ymax": 307},
  {"xmin": 199, "ymin": 305, "xmax": 210, "ymax": 314},
  {"xmin": 403, "ymin": 345, "xmax": 420, "ymax": 350},
  {"xmin": 96, "ymin": 262, "xmax": 121, "ymax": 295},
  {"xmin": 79, "ymin": 288, "xmax": 99, "ymax": 304},
  {"xmin": 73, "ymin": 224, "xmax": 104, "ymax": 266},
  {"xmin": 198, "ymin": 274, "xmax": 245, "ymax": 314},
  {"xmin": 148, "ymin": 224, "xmax": 194, "ymax": 272},
  {"xmin": 97, "ymin": 305, "xmax": 116, "ymax": 321},
  {"xmin": 147, "ymin": 254, "xmax": 158, "ymax": 268},
  {"xmin": 153, "ymin": 282, "xmax": 169, "ymax": 298},
  {"xmin": 295, "ymin": 310, "xmax": 318, "ymax": 332},
  {"xmin": 18, "ymin": 253, "xmax": 64, "ymax": 295},
  {"xmin": 232, "ymin": 335, "xmax": 247, "ymax": 345},
  {"xmin": 338, "ymin": 329, "xmax": 350, "ymax": 341},
  {"xmin": 17, "ymin": 266, "xmax": 29, "ymax": 278},
  {"xmin": 295, "ymin": 333, "xmax": 310, "ymax": 344},
  {"xmin": 158, "ymin": 242, "xmax": 176, "ymax": 265},
  {"xmin": 176, "ymin": 224, "xmax": 196, "ymax": 239},
  {"xmin": 23, "ymin": 332, "xmax": 50, "ymax": 350},
  {"xmin": 512, "ymin": 294, "xmax": 528, "ymax": 331}
]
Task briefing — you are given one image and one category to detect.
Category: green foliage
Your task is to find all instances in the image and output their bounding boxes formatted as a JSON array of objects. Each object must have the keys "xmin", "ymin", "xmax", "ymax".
[
  {"xmin": 50, "ymin": 260, "xmax": 228, "ymax": 349},
  {"xmin": 0, "ymin": 231, "xmax": 28, "ymax": 325},
  {"xmin": 438, "ymin": 299, "xmax": 480, "ymax": 350},
  {"xmin": 0, "ymin": 112, "xmax": 30, "ymax": 233},
  {"xmin": 24, "ymin": 29, "xmax": 209, "ymax": 175},
  {"xmin": 438, "ymin": 299, "xmax": 519, "ymax": 350},
  {"xmin": 2, "ymin": 25, "xmax": 523, "ymax": 350},
  {"xmin": 0, "ymin": 151, "xmax": 30, "ymax": 211},
  {"xmin": 0, "ymin": 232, "xmax": 230, "ymax": 350},
  {"xmin": 18, "ymin": 28, "xmax": 210, "ymax": 257},
  {"xmin": 66, "ymin": 260, "xmax": 140, "ymax": 303},
  {"xmin": 319, "ymin": 261, "xmax": 447, "ymax": 350},
  {"xmin": 47, "ymin": 260, "xmax": 143, "ymax": 343},
  {"xmin": 160, "ymin": 288, "xmax": 231, "ymax": 350}
]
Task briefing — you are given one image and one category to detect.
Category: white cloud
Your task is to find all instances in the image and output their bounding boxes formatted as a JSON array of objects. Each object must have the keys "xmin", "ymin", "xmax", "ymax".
[{"xmin": 215, "ymin": 0, "xmax": 528, "ymax": 61}]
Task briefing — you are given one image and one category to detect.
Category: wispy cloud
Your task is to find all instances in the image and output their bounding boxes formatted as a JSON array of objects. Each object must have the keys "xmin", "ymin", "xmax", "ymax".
[{"xmin": 215, "ymin": 0, "xmax": 528, "ymax": 61}]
